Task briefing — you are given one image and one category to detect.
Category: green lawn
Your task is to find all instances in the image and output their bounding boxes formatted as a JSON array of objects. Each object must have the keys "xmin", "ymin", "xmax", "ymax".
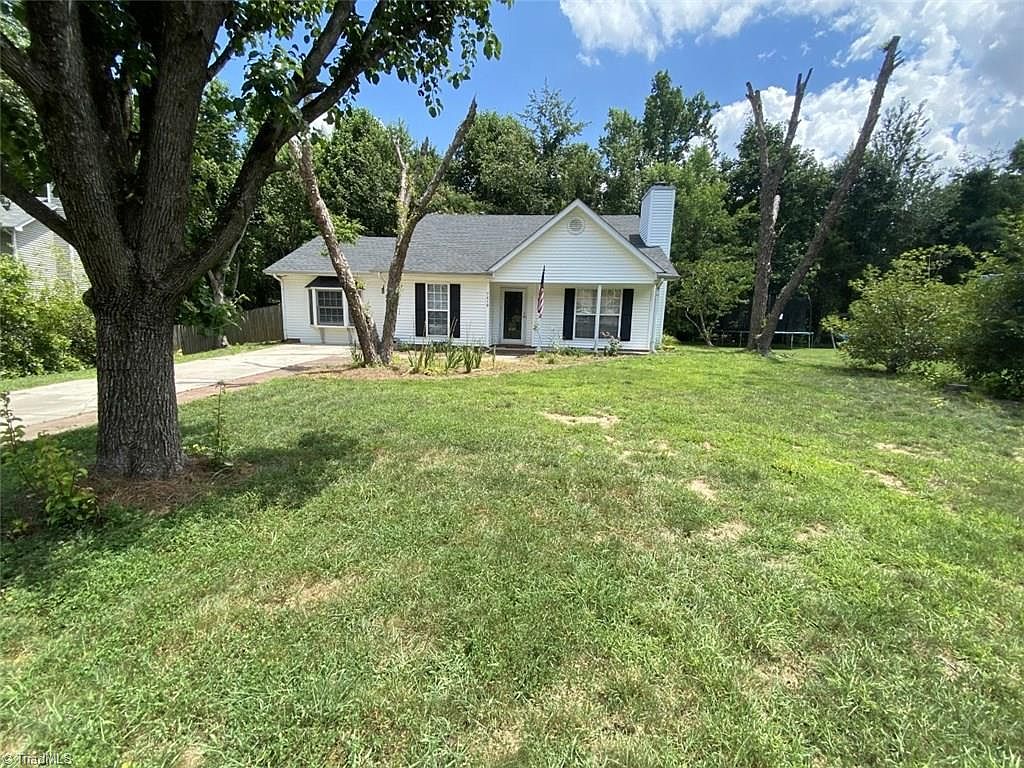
[
  {"xmin": 2, "ymin": 348, "xmax": 1022, "ymax": 767},
  {"xmin": 0, "ymin": 342, "xmax": 279, "ymax": 392}
]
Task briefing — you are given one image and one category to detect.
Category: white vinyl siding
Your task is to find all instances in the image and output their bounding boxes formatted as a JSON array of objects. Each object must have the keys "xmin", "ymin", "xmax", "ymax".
[
  {"xmin": 276, "ymin": 272, "xmax": 490, "ymax": 347},
  {"xmin": 639, "ymin": 185, "xmax": 675, "ymax": 256},
  {"xmin": 8, "ymin": 220, "xmax": 88, "ymax": 291},
  {"xmin": 492, "ymin": 208, "xmax": 658, "ymax": 285}
]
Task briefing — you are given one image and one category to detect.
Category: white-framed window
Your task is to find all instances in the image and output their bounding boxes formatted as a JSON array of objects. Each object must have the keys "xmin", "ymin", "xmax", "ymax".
[
  {"xmin": 313, "ymin": 288, "xmax": 347, "ymax": 326},
  {"xmin": 426, "ymin": 283, "xmax": 449, "ymax": 336},
  {"xmin": 574, "ymin": 288, "xmax": 597, "ymax": 339},
  {"xmin": 599, "ymin": 288, "xmax": 622, "ymax": 338},
  {"xmin": 574, "ymin": 288, "xmax": 622, "ymax": 340}
]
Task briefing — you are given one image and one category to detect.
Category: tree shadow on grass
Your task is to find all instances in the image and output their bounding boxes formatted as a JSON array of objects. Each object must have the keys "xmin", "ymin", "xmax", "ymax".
[{"xmin": 0, "ymin": 426, "xmax": 371, "ymax": 596}]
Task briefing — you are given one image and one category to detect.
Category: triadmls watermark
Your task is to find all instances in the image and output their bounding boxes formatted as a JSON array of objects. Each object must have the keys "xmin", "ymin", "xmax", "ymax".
[{"xmin": 1, "ymin": 754, "xmax": 72, "ymax": 766}]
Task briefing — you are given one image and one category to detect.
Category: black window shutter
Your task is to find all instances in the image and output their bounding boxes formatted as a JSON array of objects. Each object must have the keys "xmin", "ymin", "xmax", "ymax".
[
  {"xmin": 562, "ymin": 288, "xmax": 575, "ymax": 340},
  {"xmin": 414, "ymin": 282, "xmax": 426, "ymax": 336},
  {"xmin": 450, "ymin": 283, "xmax": 461, "ymax": 338},
  {"xmin": 619, "ymin": 289, "xmax": 634, "ymax": 341},
  {"xmin": 308, "ymin": 290, "xmax": 315, "ymax": 324}
]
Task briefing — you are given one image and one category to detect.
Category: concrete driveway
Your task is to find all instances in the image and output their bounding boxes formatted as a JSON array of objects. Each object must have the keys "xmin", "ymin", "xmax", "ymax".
[{"xmin": 10, "ymin": 343, "xmax": 348, "ymax": 437}]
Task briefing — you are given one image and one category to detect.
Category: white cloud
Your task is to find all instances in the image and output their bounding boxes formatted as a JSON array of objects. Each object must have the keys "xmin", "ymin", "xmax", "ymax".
[
  {"xmin": 576, "ymin": 52, "xmax": 601, "ymax": 67},
  {"xmin": 757, "ymin": 49, "xmax": 776, "ymax": 61},
  {"xmin": 560, "ymin": 0, "xmax": 1024, "ymax": 167}
]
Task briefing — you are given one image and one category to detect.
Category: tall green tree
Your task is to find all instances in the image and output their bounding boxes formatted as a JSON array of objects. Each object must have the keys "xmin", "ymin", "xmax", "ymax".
[
  {"xmin": 641, "ymin": 70, "xmax": 718, "ymax": 163},
  {"xmin": 812, "ymin": 99, "xmax": 946, "ymax": 321},
  {"xmin": 0, "ymin": 0, "xmax": 501, "ymax": 478},
  {"xmin": 520, "ymin": 83, "xmax": 598, "ymax": 210},
  {"xmin": 646, "ymin": 149, "xmax": 749, "ymax": 342},
  {"xmin": 448, "ymin": 111, "xmax": 544, "ymax": 213},
  {"xmin": 598, "ymin": 108, "xmax": 644, "ymax": 213}
]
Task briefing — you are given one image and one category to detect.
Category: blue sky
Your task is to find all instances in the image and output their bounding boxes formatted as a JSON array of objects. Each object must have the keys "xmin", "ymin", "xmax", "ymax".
[{"xmin": 222, "ymin": 1, "xmax": 1023, "ymax": 168}]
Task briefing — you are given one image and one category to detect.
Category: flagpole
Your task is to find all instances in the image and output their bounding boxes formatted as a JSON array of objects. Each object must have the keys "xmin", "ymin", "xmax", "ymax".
[{"xmin": 535, "ymin": 266, "xmax": 546, "ymax": 352}]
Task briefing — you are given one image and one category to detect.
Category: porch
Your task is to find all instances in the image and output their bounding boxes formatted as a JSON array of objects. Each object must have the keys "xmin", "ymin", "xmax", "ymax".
[{"xmin": 488, "ymin": 281, "xmax": 663, "ymax": 353}]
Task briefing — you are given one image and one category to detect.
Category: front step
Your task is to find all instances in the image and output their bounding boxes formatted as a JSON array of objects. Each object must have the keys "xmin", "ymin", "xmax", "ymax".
[{"xmin": 492, "ymin": 345, "xmax": 536, "ymax": 356}]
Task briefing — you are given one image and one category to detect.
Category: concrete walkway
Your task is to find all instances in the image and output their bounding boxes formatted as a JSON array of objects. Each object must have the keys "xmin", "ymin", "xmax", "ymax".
[{"xmin": 10, "ymin": 344, "xmax": 349, "ymax": 437}]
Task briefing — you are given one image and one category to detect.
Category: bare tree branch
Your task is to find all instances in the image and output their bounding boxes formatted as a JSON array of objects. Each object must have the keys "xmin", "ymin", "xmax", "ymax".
[
  {"xmin": 297, "ymin": 1, "xmax": 355, "ymax": 94},
  {"xmin": 378, "ymin": 98, "xmax": 477, "ymax": 361},
  {"xmin": 0, "ymin": 167, "xmax": 77, "ymax": 246},
  {"xmin": 409, "ymin": 98, "xmax": 477, "ymax": 222},
  {"xmin": 0, "ymin": 32, "xmax": 48, "ymax": 98}
]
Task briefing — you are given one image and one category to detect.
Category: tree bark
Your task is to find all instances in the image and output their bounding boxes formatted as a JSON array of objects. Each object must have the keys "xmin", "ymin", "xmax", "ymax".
[
  {"xmin": 94, "ymin": 304, "xmax": 183, "ymax": 478},
  {"xmin": 288, "ymin": 136, "xmax": 383, "ymax": 365},
  {"xmin": 754, "ymin": 37, "xmax": 901, "ymax": 355}
]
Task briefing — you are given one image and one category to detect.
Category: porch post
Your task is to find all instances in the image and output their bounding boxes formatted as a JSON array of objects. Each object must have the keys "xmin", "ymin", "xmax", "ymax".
[{"xmin": 594, "ymin": 284, "xmax": 602, "ymax": 352}]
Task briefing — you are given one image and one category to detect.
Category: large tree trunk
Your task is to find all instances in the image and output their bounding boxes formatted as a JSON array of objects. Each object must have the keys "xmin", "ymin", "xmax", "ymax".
[{"xmin": 94, "ymin": 304, "xmax": 184, "ymax": 478}]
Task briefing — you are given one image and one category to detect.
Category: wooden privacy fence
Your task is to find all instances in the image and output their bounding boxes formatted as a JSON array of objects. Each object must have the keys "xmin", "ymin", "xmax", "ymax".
[{"xmin": 173, "ymin": 304, "xmax": 284, "ymax": 354}]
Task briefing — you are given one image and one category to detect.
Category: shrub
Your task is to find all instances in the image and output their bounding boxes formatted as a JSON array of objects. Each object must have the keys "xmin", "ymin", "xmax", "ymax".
[
  {"xmin": 1, "ymin": 391, "xmax": 99, "ymax": 529},
  {"xmin": 951, "ymin": 256, "xmax": 1024, "ymax": 398},
  {"xmin": 40, "ymin": 280, "xmax": 97, "ymax": 366},
  {"xmin": 601, "ymin": 333, "xmax": 622, "ymax": 356},
  {"xmin": 830, "ymin": 251, "xmax": 967, "ymax": 373},
  {"xmin": 0, "ymin": 254, "xmax": 95, "ymax": 376}
]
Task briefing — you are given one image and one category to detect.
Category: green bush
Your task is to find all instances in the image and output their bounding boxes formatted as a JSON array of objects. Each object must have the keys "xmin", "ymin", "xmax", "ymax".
[
  {"xmin": 829, "ymin": 250, "xmax": 967, "ymax": 373},
  {"xmin": 40, "ymin": 280, "xmax": 97, "ymax": 366},
  {"xmin": 0, "ymin": 254, "xmax": 95, "ymax": 377},
  {"xmin": 951, "ymin": 259, "xmax": 1024, "ymax": 399},
  {"xmin": 1, "ymin": 391, "xmax": 99, "ymax": 530}
]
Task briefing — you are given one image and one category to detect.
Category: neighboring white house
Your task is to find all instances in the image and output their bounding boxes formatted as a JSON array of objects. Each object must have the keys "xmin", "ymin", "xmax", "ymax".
[
  {"xmin": 264, "ymin": 184, "xmax": 678, "ymax": 353},
  {"xmin": 0, "ymin": 189, "xmax": 88, "ymax": 291}
]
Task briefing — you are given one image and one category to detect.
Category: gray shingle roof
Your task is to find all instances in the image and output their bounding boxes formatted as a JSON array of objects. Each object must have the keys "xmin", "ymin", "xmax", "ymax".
[
  {"xmin": 264, "ymin": 212, "xmax": 677, "ymax": 277},
  {"xmin": 1, "ymin": 198, "xmax": 65, "ymax": 230}
]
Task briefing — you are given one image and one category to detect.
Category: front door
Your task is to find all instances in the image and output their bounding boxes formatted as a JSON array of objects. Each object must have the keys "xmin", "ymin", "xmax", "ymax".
[{"xmin": 502, "ymin": 290, "xmax": 524, "ymax": 343}]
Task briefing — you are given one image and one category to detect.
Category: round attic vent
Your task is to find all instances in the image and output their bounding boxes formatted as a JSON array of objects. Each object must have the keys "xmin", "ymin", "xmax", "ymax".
[{"xmin": 567, "ymin": 216, "xmax": 585, "ymax": 235}]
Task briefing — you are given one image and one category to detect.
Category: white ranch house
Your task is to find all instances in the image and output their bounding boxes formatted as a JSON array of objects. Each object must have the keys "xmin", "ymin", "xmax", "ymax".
[{"xmin": 265, "ymin": 184, "xmax": 678, "ymax": 353}]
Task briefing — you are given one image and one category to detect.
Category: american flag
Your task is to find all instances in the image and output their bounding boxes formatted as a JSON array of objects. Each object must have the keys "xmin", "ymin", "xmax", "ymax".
[{"xmin": 536, "ymin": 266, "xmax": 545, "ymax": 317}]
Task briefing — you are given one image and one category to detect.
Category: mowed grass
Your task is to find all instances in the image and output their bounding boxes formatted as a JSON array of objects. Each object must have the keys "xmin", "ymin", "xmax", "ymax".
[{"xmin": 2, "ymin": 348, "xmax": 1022, "ymax": 767}]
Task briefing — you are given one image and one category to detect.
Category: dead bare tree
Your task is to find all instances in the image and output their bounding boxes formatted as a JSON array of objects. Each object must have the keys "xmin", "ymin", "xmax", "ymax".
[
  {"xmin": 746, "ymin": 36, "xmax": 901, "ymax": 355},
  {"xmin": 745, "ymin": 70, "xmax": 811, "ymax": 350},
  {"xmin": 378, "ymin": 98, "xmax": 477, "ymax": 363},
  {"xmin": 290, "ymin": 98, "xmax": 477, "ymax": 364},
  {"xmin": 289, "ymin": 136, "xmax": 384, "ymax": 364}
]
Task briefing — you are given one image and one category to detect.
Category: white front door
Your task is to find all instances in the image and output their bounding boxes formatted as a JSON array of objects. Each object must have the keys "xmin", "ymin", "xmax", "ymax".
[{"xmin": 501, "ymin": 289, "xmax": 525, "ymax": 344}]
